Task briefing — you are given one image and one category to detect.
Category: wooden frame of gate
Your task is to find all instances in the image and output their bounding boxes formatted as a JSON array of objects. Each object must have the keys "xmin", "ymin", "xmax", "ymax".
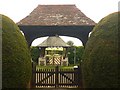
[{"xmin": 31, "ymin": 64, "xmax": 83, "ymax": 89}]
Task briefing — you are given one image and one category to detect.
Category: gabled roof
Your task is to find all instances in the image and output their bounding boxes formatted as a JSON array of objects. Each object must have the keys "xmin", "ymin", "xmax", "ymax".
[
  {"xmin": 17, "ymin": 5, "xmax": 95, "ymax": 26},
  {"xmin": 38, "ymin": 36, "xmax": 70, "ymax": 47}
]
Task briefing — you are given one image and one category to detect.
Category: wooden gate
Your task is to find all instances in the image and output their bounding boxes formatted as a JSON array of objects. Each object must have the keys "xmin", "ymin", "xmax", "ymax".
[
  {"xmin": 48, "ymin": 55, "xmax": 62, "ymax": 65},
  {"xmin": 31, "ymin": 64, "xmax": 82, "ymax": 89}
]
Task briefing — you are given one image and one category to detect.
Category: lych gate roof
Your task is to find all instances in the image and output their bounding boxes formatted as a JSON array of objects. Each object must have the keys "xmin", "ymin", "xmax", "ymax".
[
  {"xmin": 38, "ymin": 36, "xmax": 70, "ymax": 47},
  {"xmin": 17, "ymin": 5, "xmax": 95, "ymax": 26}
]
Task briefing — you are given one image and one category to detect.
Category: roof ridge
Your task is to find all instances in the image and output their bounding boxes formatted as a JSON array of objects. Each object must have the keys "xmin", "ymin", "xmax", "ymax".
[{"xmin": 38, "ymin": 36, "xmax": 70, "ymax": 47}]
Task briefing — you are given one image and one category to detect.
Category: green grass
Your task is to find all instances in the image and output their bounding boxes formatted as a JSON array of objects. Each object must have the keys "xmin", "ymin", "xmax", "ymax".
[
  {"xmin": 36, "ymin": 65, "xmax": 55, "ymax": 69},
  {"xmin": 36, "ymin": 65, "xmax": 75, "ymax": 70}
]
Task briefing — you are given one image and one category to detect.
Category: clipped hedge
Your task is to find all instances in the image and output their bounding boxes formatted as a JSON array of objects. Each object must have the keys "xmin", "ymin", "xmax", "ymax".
[
  {"xmin": 2, "ymin": 14, "xmax": 32, "ymax": 88},
  {"xmin": 82, "ymin": 12, "xmax": 119, "ymax": 88}
]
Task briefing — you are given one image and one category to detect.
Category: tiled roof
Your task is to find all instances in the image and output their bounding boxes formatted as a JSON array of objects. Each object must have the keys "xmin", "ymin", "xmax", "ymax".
[
  {"xmin": 17, "ymin": 5, "xmax": 95, "ymax": 26},
  {"xmin": 38, "ymin": 35, "xmax": 70, "ymax": 47}
]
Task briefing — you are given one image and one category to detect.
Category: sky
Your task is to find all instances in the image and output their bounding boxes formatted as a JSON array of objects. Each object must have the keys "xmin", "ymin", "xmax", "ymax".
[{"xmin": 0, "ymin": 0, "xmax": 119, "ymax": 46}]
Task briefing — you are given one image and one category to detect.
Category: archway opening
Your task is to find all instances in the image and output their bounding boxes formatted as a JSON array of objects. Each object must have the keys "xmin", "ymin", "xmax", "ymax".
[
  {"xmin": 31, "ymin": 36, "xmax": 84, "ymax": 66},
  {"xmin": 88, "ymin": 31, "xmax": 92, "ymax": 37}
]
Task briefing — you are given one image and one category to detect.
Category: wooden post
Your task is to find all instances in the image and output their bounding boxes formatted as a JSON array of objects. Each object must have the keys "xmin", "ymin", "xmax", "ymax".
[
  {"xmin": 74, "ymin": 66, "xmax": 78, "ymax": 85},
  {"xmin": 77, "ymin": 66, "xmax": 81, "ymax": 88},
  {"xmin": 55, "ymin": 66, "xmax": 59, "ymax": 88}
]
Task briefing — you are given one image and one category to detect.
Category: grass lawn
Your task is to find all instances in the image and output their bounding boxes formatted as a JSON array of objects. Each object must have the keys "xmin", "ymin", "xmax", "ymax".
[{"xmin": 36, "ymin": 65, "xmax": 76, "ymax": 70}]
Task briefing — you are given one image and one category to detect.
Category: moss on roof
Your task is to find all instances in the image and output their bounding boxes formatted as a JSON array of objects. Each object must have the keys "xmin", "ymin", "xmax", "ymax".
[{"xmin": 17, "ymin": 5, "xmax": 95, "ymax": 26}]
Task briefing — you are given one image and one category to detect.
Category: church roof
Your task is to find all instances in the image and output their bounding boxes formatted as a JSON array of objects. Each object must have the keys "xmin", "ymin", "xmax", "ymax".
[
  {"xmin": 17, "ymin": 5, "xmax": 95, "ymax": 26},
  {"xmin": 38, "ymin": 36, "xmax": 70, "ymax": 47}
]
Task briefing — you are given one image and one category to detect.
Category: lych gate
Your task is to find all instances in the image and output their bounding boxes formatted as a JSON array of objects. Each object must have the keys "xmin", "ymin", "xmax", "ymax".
[
  {"xmin": 37, "ymin": 35, "xmax": 70, "ymax": 66},
  {"xmin": 17, "ymin": 5, "xmax": 95, "ymax": 47},
  {"xmin": 17, "ymin": 5, "xmax": 96, "ymax": 89}
]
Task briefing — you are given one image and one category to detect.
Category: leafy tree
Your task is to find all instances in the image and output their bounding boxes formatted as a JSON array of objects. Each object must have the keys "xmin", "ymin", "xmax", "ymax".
[
  {"xmin": 67, "ymin": 46, "xmax": 84, "ymax": 65},
  {"xmin": 67, "ymin": 40, "xmax": 74, "ymax": 46},
  {"xmin": 30, "ymin": 46, "xmax": 40, "ymax": 63},
  {"xmin": 67, "ymin": 46, "xmax": 74, "ymax": 64},
  {"xmin": 76, "ymin": 46, "xmax": 84, "ymax": 64}
]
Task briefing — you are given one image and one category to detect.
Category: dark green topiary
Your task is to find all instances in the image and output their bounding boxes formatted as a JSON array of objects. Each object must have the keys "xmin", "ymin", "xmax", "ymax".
[
  {"xmin": 82, "ymin": 12, "xmax": 119, "ymax": 88},
  {"xmin": 2, "ymin": 14, "xmax": 32, "ymax": 88}
]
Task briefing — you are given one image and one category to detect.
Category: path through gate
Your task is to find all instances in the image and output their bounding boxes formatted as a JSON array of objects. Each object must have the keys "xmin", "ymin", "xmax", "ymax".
[{"xmin": 31, "ymin": 64, "xmax": 83, "ymax": 89}]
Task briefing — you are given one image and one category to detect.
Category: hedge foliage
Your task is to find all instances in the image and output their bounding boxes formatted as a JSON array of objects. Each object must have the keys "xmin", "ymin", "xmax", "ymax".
[
  {"xmin": 82, "ymin": 12, "xmax": 119, "ymax": 88},
  {"xmin": 30, "ymin": 46, "xmax": 40, "ymax": 63},
  {"xmin": 2, "ymin": 14, "xmax": 32, "ymax": 88}
]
